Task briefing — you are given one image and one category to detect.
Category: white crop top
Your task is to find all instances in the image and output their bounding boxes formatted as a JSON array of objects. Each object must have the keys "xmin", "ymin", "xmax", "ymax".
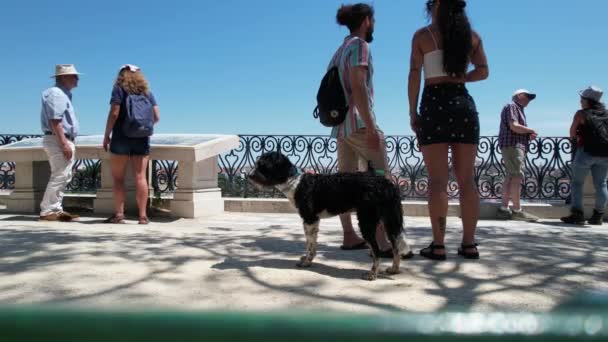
[{"xmin": 423, "ymin": 27, "xmax": 449, "ymax": 79}]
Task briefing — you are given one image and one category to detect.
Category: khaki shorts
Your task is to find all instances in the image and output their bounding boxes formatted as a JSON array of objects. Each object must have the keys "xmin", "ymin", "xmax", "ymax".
[
  {"xmin": 502, "ymin": 146, "xmax": 525, "ymax": 180},
  {"xmin": 337, "ymin": 128, "xmax": 389, "ymax": 175}
]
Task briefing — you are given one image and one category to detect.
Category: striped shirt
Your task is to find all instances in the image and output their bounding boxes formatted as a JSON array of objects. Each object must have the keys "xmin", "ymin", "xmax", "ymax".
[
  {"xmin": 328, "ymin": 36, "xmax": 377, "ymax": 138},
  {"xmin": 498, "ymin": 102, "xmax": 529, "ymax": 150}
]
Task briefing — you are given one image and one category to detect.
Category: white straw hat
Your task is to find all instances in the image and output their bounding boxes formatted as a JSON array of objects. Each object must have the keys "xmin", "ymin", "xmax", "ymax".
[{"xmin": 50, "ymin": 64, "xmax": 82, "ymax": 78}]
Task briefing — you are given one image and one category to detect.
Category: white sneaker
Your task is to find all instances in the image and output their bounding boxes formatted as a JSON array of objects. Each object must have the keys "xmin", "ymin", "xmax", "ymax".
[{"xmin": 511, "ymin": 210, "xmax": 539, "ymax": 222}]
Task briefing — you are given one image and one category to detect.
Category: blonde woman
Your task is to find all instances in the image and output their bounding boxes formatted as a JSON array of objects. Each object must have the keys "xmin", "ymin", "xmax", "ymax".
[{"xmin": 102, "ymin": 65, "xmax": 160, "ymax": 224}]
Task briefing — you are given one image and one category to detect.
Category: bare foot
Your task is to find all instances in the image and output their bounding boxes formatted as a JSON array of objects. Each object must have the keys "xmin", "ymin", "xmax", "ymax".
[{"xmin": 341, "ymin": 236, "xmax": 366, "ymax": 249}]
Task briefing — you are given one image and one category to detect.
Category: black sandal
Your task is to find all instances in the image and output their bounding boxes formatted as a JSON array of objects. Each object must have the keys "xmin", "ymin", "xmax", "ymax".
[
  {"xmin": 103, "ymin": 214, "xmax": 125, "ymax": 224},
  {"xmin": 420, "ymin": 242, "xmax": 447, "ymax": 261},
  {"xmin": 458, "ymin": 243, "xmax": 479, "ymax": 260}
]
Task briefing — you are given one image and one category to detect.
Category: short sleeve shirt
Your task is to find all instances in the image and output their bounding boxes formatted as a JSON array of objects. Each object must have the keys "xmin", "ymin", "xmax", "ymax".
[
  {"xmin": 40, "ymin": 86, "xmax": 79, "ymax": 138},
  {"xmin": 328, "ymin": 36, "xmax": 376, "ymax": 138}
]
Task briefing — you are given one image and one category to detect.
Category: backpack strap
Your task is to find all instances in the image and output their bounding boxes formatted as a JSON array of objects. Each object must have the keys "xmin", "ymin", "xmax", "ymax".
[{"xmin": 332, "ymin": 36, "xmax": 361, "ymax": 104}]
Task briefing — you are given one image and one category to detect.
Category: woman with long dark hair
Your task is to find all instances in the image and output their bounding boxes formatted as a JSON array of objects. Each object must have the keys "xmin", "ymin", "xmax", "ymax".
[{"xmin": 408, "ymin": 0, "xmax": 489, "ymax": 260}]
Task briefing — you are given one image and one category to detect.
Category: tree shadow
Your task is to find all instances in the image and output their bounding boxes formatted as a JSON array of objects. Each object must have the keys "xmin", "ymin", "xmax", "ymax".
[
  {"xmin": 0, "ymin": 215, "xmax": 40, "ymax": 222},
  {"xmin": 409, "ymin": 222, "xmax": 608, "ymax": 310},
  {"xmin": 0, "ymin": 215, "xmax": 605, "ymax": 313}
]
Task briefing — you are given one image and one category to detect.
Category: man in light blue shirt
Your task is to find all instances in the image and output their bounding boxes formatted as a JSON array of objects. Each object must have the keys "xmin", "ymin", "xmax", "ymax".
[{"xmin": 39, "ymin": 64, "xmax": 82, "ymax": 222}]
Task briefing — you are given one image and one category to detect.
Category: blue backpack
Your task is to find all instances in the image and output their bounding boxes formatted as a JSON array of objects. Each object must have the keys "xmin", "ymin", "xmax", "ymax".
[{"xmin": 122, "ymin": 92, "xmax": 155, "ymax": 138}]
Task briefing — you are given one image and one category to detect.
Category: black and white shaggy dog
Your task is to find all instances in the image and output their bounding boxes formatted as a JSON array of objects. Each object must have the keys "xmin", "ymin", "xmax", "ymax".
[{"xmin": 248, "ymin": 152, "xmax": 411, "ymax": 281}]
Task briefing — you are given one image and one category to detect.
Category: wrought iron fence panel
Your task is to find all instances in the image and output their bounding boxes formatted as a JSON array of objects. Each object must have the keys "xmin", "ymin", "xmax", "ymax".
[
  {"xmin": 152, "ymin": 160, "xmax": 178, "ymax": 196},
  {"xmin": 1, "ymin": 134, "xmax": 574, "ymax": 201},
  {"xmin": 66, "ymin": 159, "xmax": 101, "ymax": 193},
  {"xmin": 216, "ymin": 135, "xmax": 574, "ymax": 201}
]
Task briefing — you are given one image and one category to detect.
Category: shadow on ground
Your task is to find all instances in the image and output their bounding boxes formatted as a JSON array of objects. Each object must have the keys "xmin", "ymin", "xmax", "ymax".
[{"xmin": 0, "ymin": 215, "xmax": 605, "ymax": 312}]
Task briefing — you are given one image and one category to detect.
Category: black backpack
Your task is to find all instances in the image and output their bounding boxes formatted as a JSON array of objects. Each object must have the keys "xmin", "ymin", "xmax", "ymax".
[
  {"xmin": 312, "ymin": 66, "xmax": 348, "ymax": 127},
  {"xmin": 583, "ymin": 108, "xmax": 608, "ymax": 157}
]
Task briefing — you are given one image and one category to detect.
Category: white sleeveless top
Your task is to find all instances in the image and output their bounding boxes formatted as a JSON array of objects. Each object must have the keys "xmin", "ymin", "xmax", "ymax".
[{"xmin": 423, "ymin": 27, "xmax": 449, "ymax": 79}]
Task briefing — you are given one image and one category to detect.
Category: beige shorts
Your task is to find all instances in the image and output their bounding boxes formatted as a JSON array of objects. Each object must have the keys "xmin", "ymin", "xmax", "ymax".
[
  {"xmin": 502, "ymin": 146, "xmax": 525, "ymax": 180},
  {"xmin": 337, "ymin": 128, "xmax": 389, "ymax": 175}
]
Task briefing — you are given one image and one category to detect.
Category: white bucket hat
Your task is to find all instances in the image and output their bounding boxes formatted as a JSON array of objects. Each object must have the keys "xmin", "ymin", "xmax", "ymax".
[
  {"xmin": 51, "ymin": 64, "xmax": 82, "ymax": 78},
  {"xmin": 513, "ymin": 89, "xmax": 536, "ymax": 100},
  {"xmin": 579, "ymin": 86, "xmax": 603, "ymax": 102}
]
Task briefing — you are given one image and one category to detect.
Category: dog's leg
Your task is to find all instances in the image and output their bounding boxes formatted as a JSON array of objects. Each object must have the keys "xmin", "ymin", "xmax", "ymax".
[
  {"xmin": 386, "ymin": 236, "xmax": 402, "ymax": 275},
  {"xmin": 296, "ymin": 221, "xmax": 319, "ymax": 268},
  {"xmin": 359, "ymin": 217, "xmax": 381, "ymax": 281},
  {"xmin": 363, "ymin": 236, "xmax": 381, "ymax": 281},
  {"xmin": 383, "ymin": 201, "xmax": 409, "ymax": 275}
]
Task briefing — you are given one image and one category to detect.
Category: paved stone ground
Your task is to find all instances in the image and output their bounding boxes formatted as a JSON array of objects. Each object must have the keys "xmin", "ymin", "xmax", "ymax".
[{"xmin": 0, "ymin": 212, "xmax": 606, "ymax": 314}]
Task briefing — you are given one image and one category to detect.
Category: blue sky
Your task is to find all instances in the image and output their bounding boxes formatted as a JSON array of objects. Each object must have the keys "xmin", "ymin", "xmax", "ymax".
[{"xmin": 0, "ymin": 0, "xmax": 606, "ymax": 137}]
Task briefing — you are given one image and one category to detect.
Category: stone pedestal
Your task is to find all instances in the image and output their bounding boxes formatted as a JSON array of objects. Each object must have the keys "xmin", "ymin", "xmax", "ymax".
[
  {"xmin": 5, "ymin": 161, "xmax": 49, "ymax": 213},
  {"xmin": 170, "ymin": 157, "xmax": 222, "ymax": 218}
]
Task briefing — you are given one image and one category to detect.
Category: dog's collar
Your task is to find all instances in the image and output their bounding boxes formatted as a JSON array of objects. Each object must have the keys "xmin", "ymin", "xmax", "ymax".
[{"xmin": 275, "ymin": 173, "xmax": 302, "ymax": 193}]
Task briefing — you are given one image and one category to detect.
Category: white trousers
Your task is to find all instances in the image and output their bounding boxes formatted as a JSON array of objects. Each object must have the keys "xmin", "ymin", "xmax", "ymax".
[{"xmin": 40, "ymin": 136, "xmax": 75, "ymax": 216}]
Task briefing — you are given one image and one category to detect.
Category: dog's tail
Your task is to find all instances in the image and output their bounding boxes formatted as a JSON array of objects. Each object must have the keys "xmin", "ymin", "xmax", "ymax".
[
  {"xmin": 396, "ymin": 232, "xmax": 411, "ymax": 255},
  {"xmin": 383, "ymin": 192, "xmax": 411, "ymax": 255}
]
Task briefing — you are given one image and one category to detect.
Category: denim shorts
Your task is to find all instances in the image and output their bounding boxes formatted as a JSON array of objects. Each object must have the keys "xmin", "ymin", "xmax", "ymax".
[
  {"xmin": 109, "ymin": 135, "xmax": 150, "ymax": 156},
  {"xmin": 416, "ymin": 83, "xmax": 480, "ymax": 146}
]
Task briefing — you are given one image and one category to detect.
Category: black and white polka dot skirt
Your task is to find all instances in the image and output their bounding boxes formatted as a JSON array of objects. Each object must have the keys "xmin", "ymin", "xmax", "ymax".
[{"xmin": 416, "ymin": 83, "xmax": 480, "ymax": 146}]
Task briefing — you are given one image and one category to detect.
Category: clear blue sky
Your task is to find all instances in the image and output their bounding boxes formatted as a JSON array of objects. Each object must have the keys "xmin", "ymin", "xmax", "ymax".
[{"xmin": 0, "ymin": 0, "xmax": 606, "ymax": 137}]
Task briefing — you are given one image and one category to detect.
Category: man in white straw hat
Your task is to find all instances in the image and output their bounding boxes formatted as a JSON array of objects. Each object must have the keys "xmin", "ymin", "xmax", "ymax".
[
  {"xmin": 496, "ymin": 89, "xmax": 540, "ymax": 222},
  {"xmin": 39, "ymin": 64, "xmax": 82, "ymax": 222}
]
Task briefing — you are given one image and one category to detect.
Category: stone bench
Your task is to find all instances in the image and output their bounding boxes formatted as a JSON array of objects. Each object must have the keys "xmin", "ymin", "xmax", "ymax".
[{"xmin": 0, "ymin": 134, "xmax": 239, "ymax": 218}]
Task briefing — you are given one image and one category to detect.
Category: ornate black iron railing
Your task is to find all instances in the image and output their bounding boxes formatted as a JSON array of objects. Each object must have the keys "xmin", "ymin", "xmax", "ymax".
[
  {"xmin": 1, "ymin": 134, "xmax": 573, "ymax": 201},
  {"xmin": 217, "ymin": 135, "xmax": 573, "ymax": 201}
]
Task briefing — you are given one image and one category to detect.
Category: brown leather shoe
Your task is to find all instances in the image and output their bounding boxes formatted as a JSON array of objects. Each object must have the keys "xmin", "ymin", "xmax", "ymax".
[
  {"xmin": 39, "ymin": 212, "xmax": 60, "ymax": 221},
  {"xmin": 58, "ymin": 211, "xmax": 79, "ymax": 222}
]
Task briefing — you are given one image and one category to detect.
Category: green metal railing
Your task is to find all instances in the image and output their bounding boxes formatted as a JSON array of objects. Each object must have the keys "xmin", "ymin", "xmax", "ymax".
[{"xmin": 1, "ymin": 305, "xmax": 606, "ymax": 341}]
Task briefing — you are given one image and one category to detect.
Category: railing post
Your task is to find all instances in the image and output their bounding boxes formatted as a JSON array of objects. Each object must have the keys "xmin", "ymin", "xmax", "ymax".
[{"xmin": 170, "ymin": 157, "xmax": 223, "ymax": 218}]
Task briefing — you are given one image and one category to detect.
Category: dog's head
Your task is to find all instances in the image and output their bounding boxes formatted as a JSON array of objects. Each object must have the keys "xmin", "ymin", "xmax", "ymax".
[{"xmin": 248, "ymin": 152, "xmax": 298, "ymax": 188}]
